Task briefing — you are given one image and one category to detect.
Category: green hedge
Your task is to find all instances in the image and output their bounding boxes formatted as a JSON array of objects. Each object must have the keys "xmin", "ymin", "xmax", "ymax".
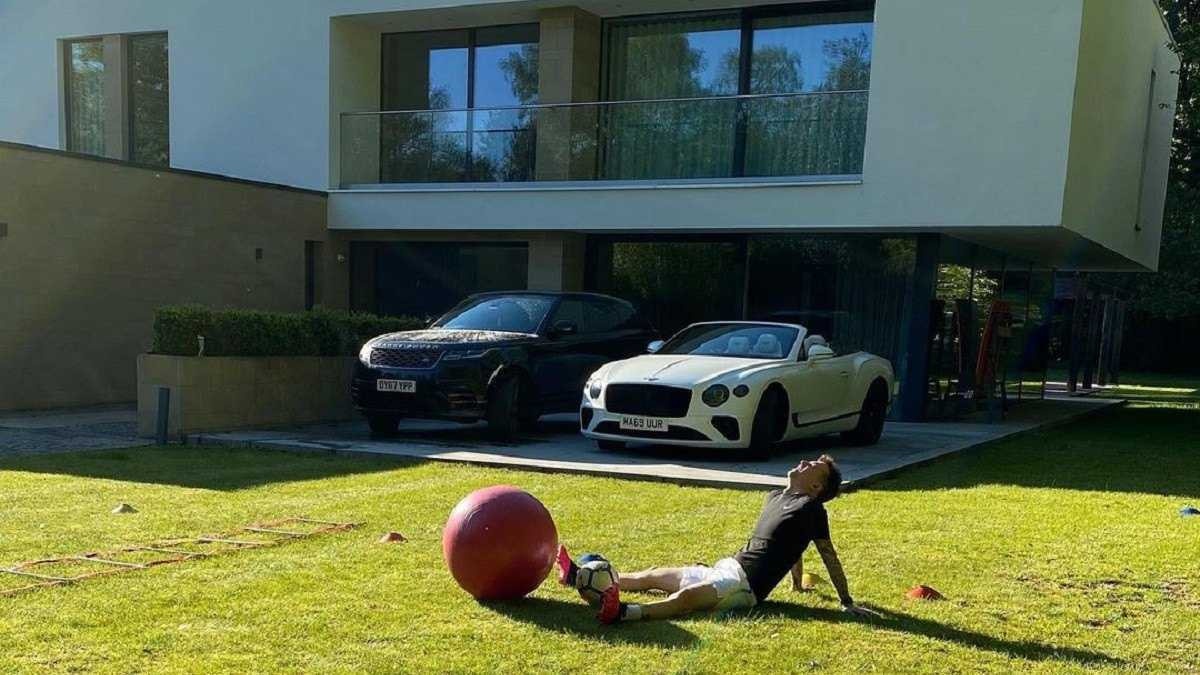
[{"xmin": 152, "ymin": 306, "xmax": 425, "ymax": 357}]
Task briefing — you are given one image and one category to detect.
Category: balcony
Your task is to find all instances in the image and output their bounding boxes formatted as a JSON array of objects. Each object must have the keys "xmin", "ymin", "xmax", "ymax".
[{"xmin": 339, "ymin": 90, "xmax": 868, "ymax": 188}]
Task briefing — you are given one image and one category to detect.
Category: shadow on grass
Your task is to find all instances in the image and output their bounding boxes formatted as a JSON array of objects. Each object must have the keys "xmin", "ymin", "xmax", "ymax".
[
  {"xmin": 869, "ymin": 404, "xmax": 1200, "ymax": 498},
  {"xmin": 0, "ymin": 445, "xmax": 417, "ymax": 491},
  {"xmin": 484, "ymin": 596, "xmax": 698, "ymax": 648},
  {"xmin": 751, "ymin": 602, "xmax": 1121, "ymax": 667}
]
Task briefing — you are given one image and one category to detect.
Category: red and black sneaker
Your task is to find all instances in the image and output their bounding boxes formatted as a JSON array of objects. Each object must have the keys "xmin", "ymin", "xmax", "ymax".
[
  {"xmin": 598, "ymin": 583, "xmax": 623, "ymax": 624},
  {"xmin": 556, "ymin": 544, "xmax": 578, "ymax": 587}
]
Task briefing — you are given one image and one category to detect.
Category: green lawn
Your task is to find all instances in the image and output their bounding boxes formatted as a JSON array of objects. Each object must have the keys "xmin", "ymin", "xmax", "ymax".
[{"xmin": 1, "ymin": 380, "xmax": 1197, "ymax": 673}]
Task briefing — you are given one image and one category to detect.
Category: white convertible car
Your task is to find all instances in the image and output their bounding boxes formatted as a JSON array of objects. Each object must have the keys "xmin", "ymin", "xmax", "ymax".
[{"xmin": 579, "ymin": 322, "xmax": 895, "ymax": 455}]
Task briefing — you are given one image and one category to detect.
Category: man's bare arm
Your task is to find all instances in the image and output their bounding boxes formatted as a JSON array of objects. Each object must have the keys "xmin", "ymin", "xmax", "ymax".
[
  {"xmin": 790, "ymin": 554, "xmax": 805, "ymax": 591},
  {"xmin": 814, "ymin": 539, "xmax": 853, "ymax": 606}
]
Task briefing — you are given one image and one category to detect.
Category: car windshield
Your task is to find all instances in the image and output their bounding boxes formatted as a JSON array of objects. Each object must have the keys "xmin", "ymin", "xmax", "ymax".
[
  {"xmin": 434, "ymin": 295, "xmax": 555, "ymax": 334},
  {"xmin": 658, "ymin": 324, "xmax": 800, "ymax": 360}
]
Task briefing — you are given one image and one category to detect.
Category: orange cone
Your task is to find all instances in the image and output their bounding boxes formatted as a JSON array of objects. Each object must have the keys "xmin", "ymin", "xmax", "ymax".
[{"xmin": 906, "ymin": 584, "xmax": 944, "ymax": 600}]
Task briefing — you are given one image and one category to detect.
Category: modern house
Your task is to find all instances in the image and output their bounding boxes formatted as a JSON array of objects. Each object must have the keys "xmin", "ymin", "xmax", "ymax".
[{"xmin": 0, "ymin": 0, "xmax": 1178, "ymax": 420}]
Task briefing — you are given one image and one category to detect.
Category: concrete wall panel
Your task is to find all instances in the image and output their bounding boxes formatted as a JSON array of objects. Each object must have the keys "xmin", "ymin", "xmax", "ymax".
[{"xmin": 0, "ymin": 143, "xmax": 330, "ymax": 411}]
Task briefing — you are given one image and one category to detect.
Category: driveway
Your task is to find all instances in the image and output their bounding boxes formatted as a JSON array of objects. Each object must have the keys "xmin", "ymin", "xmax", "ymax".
[
  {"xmin": 0, "ymin": 405, "xmax": 149, "ymax": 455},
  {"xmin": 195, "ymin": 396, "xmax": 1122, "ymax": 489}
]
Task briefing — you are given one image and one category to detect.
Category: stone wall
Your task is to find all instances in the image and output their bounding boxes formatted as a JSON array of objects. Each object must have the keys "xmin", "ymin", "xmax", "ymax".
[
  {"xmin": 0, "ymin": 142, "xmax": 341, "ymax": 411},
  {"xmin": 137, "ymin": 354, "xmax": 355, "ymax": 437}
]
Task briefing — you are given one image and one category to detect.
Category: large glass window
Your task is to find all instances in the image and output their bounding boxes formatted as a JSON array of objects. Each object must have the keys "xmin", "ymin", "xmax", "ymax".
[
  {"xmin": 587, "ymin": 232, "xmax": 914, "ymax": 363},
  {"xmin": 745, "ymin": 11, "xmax": 872, "ymax": 176},
  {"xmin": 749, "ymin": 12, "xmax": 872, "ymax": 94},
  {"xmin": 588, "ymin": 239, "xmax": 747, "ymax": 334},
  {"xmin": 63, "ymin": 33, "xmax": 169, "ymax": 166},
  {"xmin": 66, "ymin": 39, "xmax": 106, "ymax": 156},
  {"xmin": 349, "ymin": 242, "xmax": 529, "ymax": 319},
  {"xmin": 605, "ymin": 14, "xmax": 741, "ymax": 101},
  {"xmin": 601, "ymin": 6, "xmax": 873, "ymax": 180},
  {"xmin": 745, "ymin": 235, "xmax": 915, "ymax": 364},
  {"xmin": 380, "ymin": 25, "xmax": 539, "ymax": 182},
  {"xmin": 128, "ymin": 33, "xmax": 169, "ymax": 166}
]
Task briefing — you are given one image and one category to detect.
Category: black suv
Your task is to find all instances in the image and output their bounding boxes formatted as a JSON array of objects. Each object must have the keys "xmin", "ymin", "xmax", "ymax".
[{"xmin": 352, "ymin": 291, "xmax": 657, "ymax": 437}]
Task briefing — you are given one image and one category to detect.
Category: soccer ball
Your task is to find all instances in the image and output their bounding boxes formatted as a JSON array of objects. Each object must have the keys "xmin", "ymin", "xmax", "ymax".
[{"xmin": 575, "ymin": 556, "xmax": 619, "ymax": 606}]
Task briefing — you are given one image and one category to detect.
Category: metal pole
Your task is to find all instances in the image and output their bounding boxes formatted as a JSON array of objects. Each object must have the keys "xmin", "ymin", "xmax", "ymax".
[{"xmin": 155, "ymin": 386, "xmax": 170, "ymax": 445}]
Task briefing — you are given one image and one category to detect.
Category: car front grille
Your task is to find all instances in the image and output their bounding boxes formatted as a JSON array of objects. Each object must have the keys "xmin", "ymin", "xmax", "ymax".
[
  {"xmin": 370, "ymin": 346, "xmax": 443, "ymax": 369},
  {"xmin": 604, "ymin": 384, "xmax": 692, "ymax": 418}
]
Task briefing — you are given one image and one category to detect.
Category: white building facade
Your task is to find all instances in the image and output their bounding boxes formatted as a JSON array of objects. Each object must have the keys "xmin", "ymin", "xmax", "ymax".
[{"xmin": 0, "ymin": 0, "xmax": 1179, "ymax": 419}]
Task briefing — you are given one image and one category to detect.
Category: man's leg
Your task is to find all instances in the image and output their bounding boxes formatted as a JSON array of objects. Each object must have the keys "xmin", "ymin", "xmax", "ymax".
[
  {"xmin": 640, "ymin": 583, "xmax": 721, "ymax": 620},
  {"xmin": 620, "ymin": 568, "xmax": 689, "ymax": 593},
  {"xmin": 600, "ymin": 582, "xmax": 721, "ymax": 623}
]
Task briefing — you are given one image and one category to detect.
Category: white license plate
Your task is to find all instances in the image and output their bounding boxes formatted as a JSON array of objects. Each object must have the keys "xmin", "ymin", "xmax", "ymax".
[
  {"xmin": 619, "ymin": 415, "xmax": 669, "ymax": 433},
  {"xmin": 377, "ymin": 379, "xmax": 416, "ymax": 393}
]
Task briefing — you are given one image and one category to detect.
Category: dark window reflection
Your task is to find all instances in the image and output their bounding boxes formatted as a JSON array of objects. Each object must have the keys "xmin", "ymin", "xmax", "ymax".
[
  {"xmin": 350, "ymin": 242, "xmax": 529, "ymax": 319},
  {"xmin": 746, "ymin": 236, "xmax": 914, "ymax": 363},
  {"xmin": 589, "ymin": 239, "xmax": 746, "ymax": 335},
  {"xmin": 128, "ymin": 33, "xmax": 169, "ymax": 166},
  {"xmin": 602, "ymin": 9, "xmax": 872, "ymax": 180},
  {"xmin": 66, "ymin": 40, "xmax": 106, "ymax": 156},
  {"xmin": 380, "ymin": 25, "xmax": 538, "ymax": 183},
  {"xmin": 587, "ymin": 234, "xmax": 915, "ymax": 362}
]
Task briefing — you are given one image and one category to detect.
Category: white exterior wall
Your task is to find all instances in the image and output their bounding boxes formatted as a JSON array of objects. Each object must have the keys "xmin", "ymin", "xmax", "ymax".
[
  {"xmin": 1061, "ymin": 0, "xmax": 1180, "ymax": 271},
  {"xmin": 0, "ymin": 0, "xmax": 1177, "ymax": 270}
]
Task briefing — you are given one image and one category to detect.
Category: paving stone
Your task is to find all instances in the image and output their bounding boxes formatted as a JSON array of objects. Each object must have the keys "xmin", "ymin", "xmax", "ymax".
[{"xmin": 195, "ymin": 396, "xmax": 1123, "ymax": 489}]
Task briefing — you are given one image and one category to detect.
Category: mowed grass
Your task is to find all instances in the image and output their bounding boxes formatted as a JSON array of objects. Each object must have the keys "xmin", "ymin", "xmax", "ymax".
[{"xmin": 1, "ymin": 381, "xmax": 1198, "ymax": 673}]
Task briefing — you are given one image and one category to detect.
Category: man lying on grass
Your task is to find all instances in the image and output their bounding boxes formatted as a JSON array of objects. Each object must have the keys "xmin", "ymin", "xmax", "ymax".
[{"xmin": 557, "ymin": 455, "xmax": 877, "ymax": 624}]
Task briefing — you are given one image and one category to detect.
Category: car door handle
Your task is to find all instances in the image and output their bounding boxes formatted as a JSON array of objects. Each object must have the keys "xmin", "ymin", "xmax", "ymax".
[{"xmin": 839, "ymin": 371, "xmax": 849, "ymax": 378}]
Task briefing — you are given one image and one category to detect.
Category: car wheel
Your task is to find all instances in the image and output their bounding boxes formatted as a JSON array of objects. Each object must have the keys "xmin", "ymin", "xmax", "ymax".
[
  {"xmin": 517, "ymin": 398, "xmax": 541, "ymax": 432},
  {"xmin": 842, "ymin": 385, "xmax": 887, "ymax": 446},
  {"xmin": 748, "ymin": 388, "xmax": 785, "ymax": 460},
  {"xmin": 486, "ymin": 376, "xmax": 521, "ymax": 440},
  {"xmin": 366, "ymin": 414, "xmax": 399, "ymax": 436},
  {"xmin": 596, "ymin": 439, "xmax": 626, "ymax": 451}
]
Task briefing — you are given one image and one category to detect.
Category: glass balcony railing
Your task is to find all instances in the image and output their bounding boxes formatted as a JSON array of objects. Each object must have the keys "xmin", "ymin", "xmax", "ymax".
[{"xmin": 339, "ymin": 90, "xmax": 868, "ymax": 187}]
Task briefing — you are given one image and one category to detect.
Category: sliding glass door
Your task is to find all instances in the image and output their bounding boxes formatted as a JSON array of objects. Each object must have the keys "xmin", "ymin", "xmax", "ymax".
[
  {"xmin": 601, "ymin": 4, "xmax": 874, "ymax": 180},
  {"xmin": 380, "ymin": 25, "xmax": 539, "ymax": 183}
]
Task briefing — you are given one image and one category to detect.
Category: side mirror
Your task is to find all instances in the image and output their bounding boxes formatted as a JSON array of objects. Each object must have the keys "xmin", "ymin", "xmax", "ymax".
[
  {"xmin": 647, "ymin": 340, "xmax": 665, "ymax": 354},
  {"xmin": 807, "ymin": 344, "xmax": 835, "ymax": 361},
  {"xmin": 551, "ymin": 320, "xmax": 578, "ymax": 337}
]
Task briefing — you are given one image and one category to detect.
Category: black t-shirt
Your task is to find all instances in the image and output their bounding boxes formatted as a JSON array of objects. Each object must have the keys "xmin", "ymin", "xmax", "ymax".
[{"xmin": 733, "ymin": 489, "xmax": 831, "ymax": 601}]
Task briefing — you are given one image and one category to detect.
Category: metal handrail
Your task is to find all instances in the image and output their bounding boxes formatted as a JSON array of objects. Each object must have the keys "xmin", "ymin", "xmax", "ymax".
[{"xmin": 341, "ymin": 89, "xmax": 869, "ymax": 118}]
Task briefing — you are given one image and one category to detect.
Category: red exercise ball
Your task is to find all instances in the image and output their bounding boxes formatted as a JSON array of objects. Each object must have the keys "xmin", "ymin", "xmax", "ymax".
[{"xmin": 442, "ymin": 485, "xmax": 558, "ymax": 601}]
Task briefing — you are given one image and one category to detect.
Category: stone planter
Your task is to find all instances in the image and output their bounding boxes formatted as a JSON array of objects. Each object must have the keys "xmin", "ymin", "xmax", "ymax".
[{"xmin": 137, "ymin": 354, "xmax": 356, "ymax": 438}]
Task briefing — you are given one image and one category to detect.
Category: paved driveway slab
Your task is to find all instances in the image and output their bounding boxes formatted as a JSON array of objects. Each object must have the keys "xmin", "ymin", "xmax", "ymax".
[
  {"xmin": 194, "ymin": 396, "xmax": 1122, "ymax": 489},
  {"xmin": 0, "ymin": 405, "xmax": 149, "ymax": 455}
]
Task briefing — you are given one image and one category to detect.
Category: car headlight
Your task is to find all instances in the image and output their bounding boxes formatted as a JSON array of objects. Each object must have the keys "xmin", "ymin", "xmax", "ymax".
[
  {"xmin": 358, "ymin": 342, "xmax": 375, "ymax": 366},
  {"xmin": 733, "ymin": 384, "xmax": 750, "ymax": 398},
  {"xmin": 588, "ymin": 380, "xmax": 604, "ymax": 399},
  {"xmin": 702, "ymin": 384, "xmax": 730, "ymax": 407},
  {"xmin": 443, "ymin": 349, "xmax": 489, "ymax": 361}
]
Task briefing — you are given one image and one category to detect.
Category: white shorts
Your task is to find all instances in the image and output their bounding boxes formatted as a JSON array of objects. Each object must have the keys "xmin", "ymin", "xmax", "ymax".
[{"xmin": 677, "ymin": 557, "xmax": 757, "ymax": 611}]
